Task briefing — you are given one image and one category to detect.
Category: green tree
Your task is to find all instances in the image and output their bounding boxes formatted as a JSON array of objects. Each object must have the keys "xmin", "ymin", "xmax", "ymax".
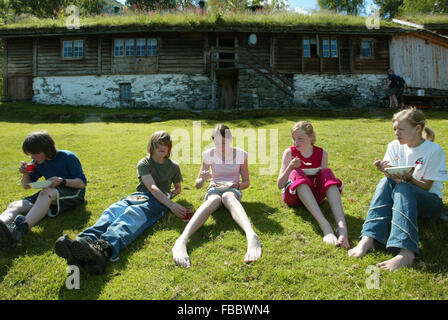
[
  {"xmin": 10, "ymin": 0, "xmax": 105, "ymax": 18},
  {"xmin": 399, "ymin": 0, "xmax": 448, "ymax": 15},
  {"xmin": 373, "ymin": 0, "xmax": 403, "ymax": 18},
  {"xmin": 317, "ymin": 0, "xmax": 365, "ymax": 15},
  {"xmin": 125, "ymin": 0, "xmax": 192, "ymax": 10},
  {"xmin": 0, "ymin": 0, "xmax": 12, "ymax": 24}
]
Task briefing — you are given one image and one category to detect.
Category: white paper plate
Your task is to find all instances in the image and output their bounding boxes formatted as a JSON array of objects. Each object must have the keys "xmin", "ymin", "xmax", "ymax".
[
  {"xmin": 28, "ymin": 180, "xmax": 52, "ymax": 189},
  {"xmin": 303, "ymin": 168, "xmax": 321, "ymax": 176},
  {"xmin": 384, "ymin": 166, "xmax": 414, "ymax": 175}
]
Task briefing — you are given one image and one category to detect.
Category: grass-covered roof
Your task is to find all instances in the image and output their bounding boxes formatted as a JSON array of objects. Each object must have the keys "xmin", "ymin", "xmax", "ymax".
[{"xmin": 0, "ymin": 10, "xmax": 410, "ymax": 37}]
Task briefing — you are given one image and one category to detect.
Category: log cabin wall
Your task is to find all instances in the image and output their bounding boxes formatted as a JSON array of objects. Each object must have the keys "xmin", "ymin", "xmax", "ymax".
[
  {"xmin": 351, "ymin": 35, "xmax": 390, "ymax": 73},
  {"xmin": 5, "ymin": 38, "xmax": 33, "ymax": 100},
  {"xmin": 275, "ymin": 34, "xmax": 301, "ymax": 73},
  {"xmin": 158, "ymin": 33, "xmax": 204, "ymax": 74},
  {"xmin": 37, "ymin": 36, "xmax": 98, "ymax": 76}
]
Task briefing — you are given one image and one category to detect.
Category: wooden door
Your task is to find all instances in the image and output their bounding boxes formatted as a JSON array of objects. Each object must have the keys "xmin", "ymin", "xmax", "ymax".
[
  {"xmin": 217, "ymin": 69, "xmax": 238, "ymax": 109},
  {"xmin": 7, "ymin": 76, "xmax": 33, "ymax": 100}
]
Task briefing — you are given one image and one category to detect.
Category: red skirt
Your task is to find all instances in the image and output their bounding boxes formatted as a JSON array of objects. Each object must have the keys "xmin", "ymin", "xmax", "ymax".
[{"xmin": 282, "ymin": 168, "xmax": 343, "ymax": 207}]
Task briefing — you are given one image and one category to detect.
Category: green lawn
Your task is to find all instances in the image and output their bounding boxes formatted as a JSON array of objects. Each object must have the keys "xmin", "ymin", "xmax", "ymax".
[{"xmin": 0, "ymin": 103, "xmax": 447, "ymax": 300}]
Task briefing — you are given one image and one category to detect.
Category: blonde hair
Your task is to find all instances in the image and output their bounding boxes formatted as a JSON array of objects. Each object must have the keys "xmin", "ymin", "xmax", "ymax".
[
  {"xmin": 392, "ymin": 107, "xmax": 435, "ymax": 141},
  {"xmin": 291, "ymin": 121, "xmax": 317, "ymax": 145},
  {"xmin": 148, "ymin": 131, "xmax": 172, "ymax": 158}
]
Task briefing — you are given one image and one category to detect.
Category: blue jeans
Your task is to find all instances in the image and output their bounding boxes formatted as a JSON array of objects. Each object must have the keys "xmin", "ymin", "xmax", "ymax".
[
  {"xmin": 361, "ymin": 177, "xmax": 443, "ymax": 255},
  {"xmin": 78, "ymin": 192, "xmax": 167, "ymax": 261}
]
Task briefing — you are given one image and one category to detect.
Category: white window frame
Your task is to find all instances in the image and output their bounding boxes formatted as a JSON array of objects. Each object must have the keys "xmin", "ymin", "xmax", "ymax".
[
  {"xmin": 114, "ymin": 38, "xmax": 158, "ymax": 58},
  {"xmin": 61, "ymin": 39, "xmax": 85, "ymax": 60},
  {"xmin": 322, "ymin": 38, "xmax": 338, "ymax": 58}
]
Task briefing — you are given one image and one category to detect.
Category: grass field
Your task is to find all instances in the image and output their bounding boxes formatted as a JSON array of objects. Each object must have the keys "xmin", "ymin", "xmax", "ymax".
[{"xmin": 0, "ymin": 103, "xmax": 447, "ymax": 300}]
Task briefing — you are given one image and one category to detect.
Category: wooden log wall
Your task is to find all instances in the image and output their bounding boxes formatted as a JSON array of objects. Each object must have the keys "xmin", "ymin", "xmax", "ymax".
[
  {"xmin": 4, "ymin": 33, "xmax": 393, "ymax": 80},
  {"xmin": 6, "ymin": 38, "xmax": 33, "ymax": 76},
  {"xmin": 37, "ymin": 36, "xmax": 98, "ymax": 76},
  {"xmin": 158, "ymin": 33, "xmax": 204, "ymax": 74}
]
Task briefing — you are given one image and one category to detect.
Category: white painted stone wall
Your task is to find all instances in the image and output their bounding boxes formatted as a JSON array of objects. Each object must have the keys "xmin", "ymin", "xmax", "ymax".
[
  {"xmin": 293, "ymin": 74, "xmax": 387, "ymax": 108},
  {"xmin": 33, "ymin": 74, "xmax": 212, "ymax": 109},
  {"xmin": 32, "ymin": 73, "xmax": 390, "ymax": 109}
]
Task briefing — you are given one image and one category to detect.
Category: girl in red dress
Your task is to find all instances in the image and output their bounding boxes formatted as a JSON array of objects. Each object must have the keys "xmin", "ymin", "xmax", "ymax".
[{"xmin": 277, "ymin": 121, "xmax": 350, "ymax": 248}]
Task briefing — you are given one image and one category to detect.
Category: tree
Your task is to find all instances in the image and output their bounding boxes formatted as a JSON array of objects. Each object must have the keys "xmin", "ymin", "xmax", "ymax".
[
  {"xmin": 125, "ymin": 0, "xmax": 190, "ymax": 10},
  {"xmin": 317, "ymin": 0, "xmax": 365, "ymax": 15},
  {"xmin": 373, "ymin": 0, "xmax": 403, "ymax": 18},
  {"xmin": 0, "ymin": 0, "xmax": 12, "ymax": 24},
  {"xmin": 399, "ymin": 0, "xmax": 448, "ymax": 15},
  {"xmin": 9, "ymin": 0, "xmax": 105, "ymax": 18}
]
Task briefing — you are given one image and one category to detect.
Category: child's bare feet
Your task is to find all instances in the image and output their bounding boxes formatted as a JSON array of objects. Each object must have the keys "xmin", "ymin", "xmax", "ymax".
[
  {"xmin": 323, "ymin": 232, "xmax": 339, "ymax": 246},
  {"xmin": 172, "ymin": 237, "xmax": 191, "ymax": 268},
  {"xmin": 336, "ymin": 227, "xmax": 350, "ymax": 249},
  {"xmin": 348, "ymin": 236, "xmax": 375, "ymax": 258},
  {"xmin": 376, "ymin": 249, "xmax": 414, "ymax": 271},
  {"xmin": 244, "ymin": 234, "xmax": 262, "ymax": 263}
]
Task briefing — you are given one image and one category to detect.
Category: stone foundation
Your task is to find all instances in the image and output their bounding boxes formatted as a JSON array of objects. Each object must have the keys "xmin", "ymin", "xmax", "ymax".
[
  {"xmin": 33, "ymin": 74, "xmax": 212, "ymax": 110},
  {"xmin": 293, "ymin": 74, "xmax": 386, "ymax": 108},
  {"xmin": 32, "ymin": 72, "xmax": 446, "ymax": 109}
]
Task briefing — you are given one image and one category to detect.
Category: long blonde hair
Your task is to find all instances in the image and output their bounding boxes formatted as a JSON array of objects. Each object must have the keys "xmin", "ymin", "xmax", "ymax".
[
  {"xmin": 392, "ymin": 108, "xmax": 435, "ymax": 141},
  {"xmin": 291, "ymin": 121, "xmax": 317, "ymax": 145}
]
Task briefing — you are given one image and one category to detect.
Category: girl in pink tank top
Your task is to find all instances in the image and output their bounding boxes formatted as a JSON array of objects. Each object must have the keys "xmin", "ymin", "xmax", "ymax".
[
  {"xmin": 172, "ymin": 124, "xmax": 262, "ymax": 268},
  {"xmin": 277, "ymin": 121, "xmax": 350, "ymax": 249}
]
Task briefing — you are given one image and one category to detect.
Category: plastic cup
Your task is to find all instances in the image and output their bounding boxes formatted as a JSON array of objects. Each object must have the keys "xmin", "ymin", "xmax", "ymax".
[
  {"xmin": 26, "ymin": 162, "xmax": 36, "ymax": 172},
  {"xmin": 182, "ymin": 208, "xmax": 195, "ymax": 222}
]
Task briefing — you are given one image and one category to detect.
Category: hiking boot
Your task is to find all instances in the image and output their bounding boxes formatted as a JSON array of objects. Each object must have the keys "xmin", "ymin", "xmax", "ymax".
[
  {"xmin": 71, "ymin": 237, "xmax": 112, "ymax": 275},
  {"xmin": 54, "ymin": 235, "xmax": 81, "ymax": 266},
  {"xmin": 0, "ymin": 215, "xmax": 28, "ymax": 250}
]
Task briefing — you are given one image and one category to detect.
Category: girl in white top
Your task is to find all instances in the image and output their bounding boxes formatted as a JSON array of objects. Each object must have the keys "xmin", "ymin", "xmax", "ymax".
[
  {"xmin": 172, "ymin": 124, "xmax": 262, "ymax": 268},
  {"xmin": 349, "ymin": 108, "xmax": 448, "ymax": 271}
]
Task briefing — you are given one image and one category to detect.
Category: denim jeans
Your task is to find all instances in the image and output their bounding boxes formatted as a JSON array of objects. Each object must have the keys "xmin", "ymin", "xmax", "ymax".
[
  {"xmin": 78, "ymin": 192, "xmax": 167, "ymax": 261},
  {"xmin": 361, "ymin": 177, "xmax": 443, "ymax": 255}
]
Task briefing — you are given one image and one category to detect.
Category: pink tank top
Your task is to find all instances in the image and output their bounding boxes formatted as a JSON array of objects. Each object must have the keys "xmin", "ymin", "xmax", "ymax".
[{"xmin": 290, "ymin": 145, "xmax": 323, "ymax": 169}]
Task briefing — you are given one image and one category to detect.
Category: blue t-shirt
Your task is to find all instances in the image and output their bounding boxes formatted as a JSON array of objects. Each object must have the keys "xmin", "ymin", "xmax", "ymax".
[{"xmin": 29, "ymin": 150, "xmax": 87, "ymax": 188}]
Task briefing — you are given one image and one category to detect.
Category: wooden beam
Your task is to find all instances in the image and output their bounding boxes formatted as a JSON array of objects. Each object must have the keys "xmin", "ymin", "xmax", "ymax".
[
  {"xmin": 97, "ymin": 37, "xmax": 102, "ymax": 75},
  {"xmin": 349, "ymin": 36, "xmax": 355, "ymax": 73},
  {"xmin": 33, "ymin": 38, "xmax": 38, "ymax": 77},
  {"xmin": 2, "ymin": 38, "xmax": 8, "ymax": 98}
]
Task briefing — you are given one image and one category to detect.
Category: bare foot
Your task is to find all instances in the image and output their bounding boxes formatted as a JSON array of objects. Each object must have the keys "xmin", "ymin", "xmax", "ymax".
[
  {"xmin": 348, "ymin": 236, "xmax": 375, "ymax": 258},
  {"xmin": 172, "ymin": 237, "xmax": 191, "ymax": 268},
  {"xmin": 376, "ymin": 249, "xmax": 415, "ymax": 271},
  {"xmin": 323, "ymin": 232, "xmax": 339, "ymax": 246},
  {"xmin": 336, "ymin": 227, "xmax": 350, "ymax": 249},
  {"xmin": 244, "ymin": 234, "xmax": 262, "ymax": 263}
]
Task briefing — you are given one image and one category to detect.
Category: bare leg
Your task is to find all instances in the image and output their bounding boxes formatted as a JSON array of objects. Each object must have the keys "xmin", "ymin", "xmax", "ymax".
[
  {"xmin": 0, "ymin": 200, "xmax": 32, "ymax": 224},
  {"xmin": 221, "ymin": 192, "xmax": 262, "ymax": 263},
  {"xmin": 348, "ymin": 236, "xmax": 375, "ymax": 258},
  {"xmin": 172, "ymin": 195, "xmax": 222, "ymax": 268},
  {"xmin": 23, "ymin": 188, "xmax": 57, "ymax": 229},
  {"xmin": 376, "ymin": 249, "xmax": 414, "ymax": 271},
  {"xmin": 326, "ymin": 185, "xmax": 350, "ymax": 248},
  {"xmin": 296, "ymin": 184, "xmax": 338, "ymax": 246},
  {"xmin": 392, "ymin": 95, "xmax": 398, "ymax": 108}
]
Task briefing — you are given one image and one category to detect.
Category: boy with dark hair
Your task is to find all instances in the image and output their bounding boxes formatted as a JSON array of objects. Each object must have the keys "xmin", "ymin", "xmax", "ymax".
[{"xmin": 0, "ymin": 131, "xmax": 87, "ymax": 249}]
